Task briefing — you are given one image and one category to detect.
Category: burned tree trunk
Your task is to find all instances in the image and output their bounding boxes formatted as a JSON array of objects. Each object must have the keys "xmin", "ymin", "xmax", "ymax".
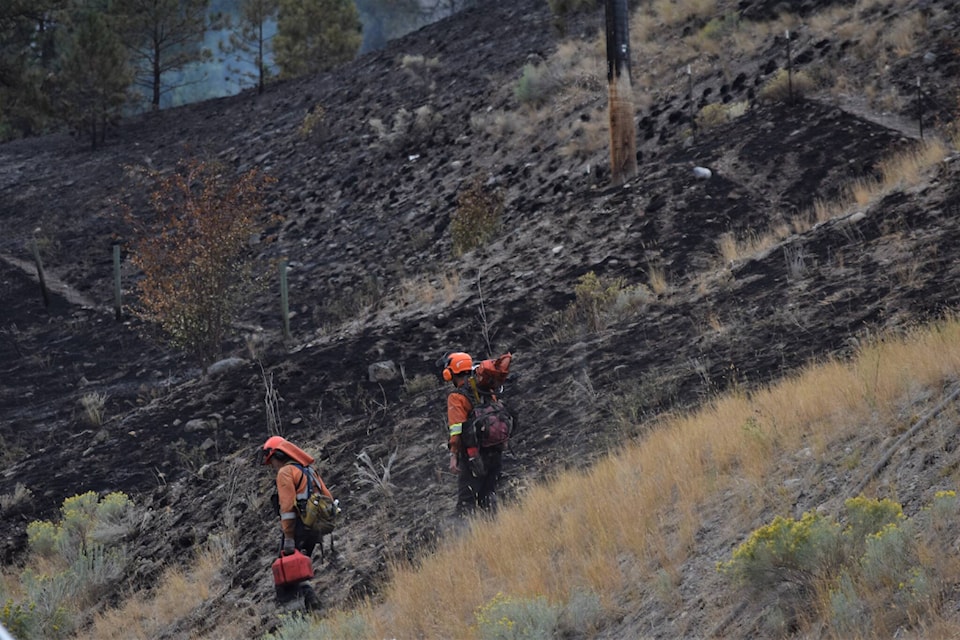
[{"xmin": 605, "ymin": 0, "xmax": 637, "ymax": 185}]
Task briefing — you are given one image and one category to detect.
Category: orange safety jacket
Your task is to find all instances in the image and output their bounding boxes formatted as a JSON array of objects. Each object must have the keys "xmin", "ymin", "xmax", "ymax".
[
  {"xmin": 276, "ymin": 462, "xmax": 333, "ymax": 538},
  {"xmin": 447, "ymin": 391, "xmax": 472, "ymax": 455}
]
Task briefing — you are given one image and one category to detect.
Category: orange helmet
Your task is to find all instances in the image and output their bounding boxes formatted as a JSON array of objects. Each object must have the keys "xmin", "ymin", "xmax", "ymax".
[
  {"xmin": 257, "ymin": 435, "xmax": 315, "ymax": 466},
  {"xmin": 442, "ymin": 352, "xmax": 473, "ymax": 381}
]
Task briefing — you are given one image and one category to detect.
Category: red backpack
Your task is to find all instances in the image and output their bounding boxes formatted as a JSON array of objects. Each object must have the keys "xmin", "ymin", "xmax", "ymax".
[{"xmin": 459, "ymin": 353, "xmax": 515, "ymax": 450}]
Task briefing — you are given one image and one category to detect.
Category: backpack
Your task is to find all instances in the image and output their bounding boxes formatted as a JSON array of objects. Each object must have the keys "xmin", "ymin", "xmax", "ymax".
[
  {"xmin": 294, "ymin": 464, "xmax": 338, "ymax": 536},
  {"xmin": 459, "ymin": 353, "xmax": 516, "ymax": 450}
]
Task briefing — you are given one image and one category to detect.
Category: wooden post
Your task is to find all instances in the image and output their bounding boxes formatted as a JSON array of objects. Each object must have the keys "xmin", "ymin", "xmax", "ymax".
[
  {"xmin": 113, "ymin": 244, "xmax": 122, "ymax": 321},
  {"xmin": 688, "ymin": 64, "xmax": 695, "ymax": 140},
  {"xmin": 916, "ymin": 76, "xmax": 923, "ymax": 140},
  {"xmin": 31, "ymin": 235, "xmax": 50, "ymax": 308},
  {"xmin": 785, "ymin": 29, "xmax": 793, "ymax": 103},
  {"xmin": 280, "ymin": 259, "xmax": 291, "ymax": 341},
  {"xmin": 605, "ymin": 0, "xmax": 637, "ymax": 185}
]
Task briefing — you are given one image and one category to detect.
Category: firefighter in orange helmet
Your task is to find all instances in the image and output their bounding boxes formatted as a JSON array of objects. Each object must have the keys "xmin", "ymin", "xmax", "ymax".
[
  {"xmin": 258, "ymin": 435, "xmax": 332, "ymax": 611},
  {"xmin": 441, "ymin": 351, "xmax": 502, "ymax": 516}
]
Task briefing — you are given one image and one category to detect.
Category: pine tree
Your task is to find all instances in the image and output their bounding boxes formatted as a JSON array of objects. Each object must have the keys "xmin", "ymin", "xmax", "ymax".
[
  {"xmin": 53, "ymin": 6, "xmax": 132, "ymax": 148},
  {"xmin": 273, "ymin": 0, "xmax": 361, "ymax": 79},
  {"xmin": 224, "ymin": 0, "xmax": 278, "ymax": 94},
  {"xmin": 114, "ymin": 0, "xmax": 211, "ymax": 110},
  {"xmin": 354, "ymin": 0, "xmax": 423, "ymax": 53},
  {"xmin": 0, "ymin": 0, "xmax": 67, "ymax": 139}
]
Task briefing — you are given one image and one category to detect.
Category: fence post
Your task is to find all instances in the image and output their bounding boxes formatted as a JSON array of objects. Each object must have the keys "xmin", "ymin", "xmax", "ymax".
[
  {"xmin": 113, "ymin": 243, "xmax": 122, "ymax": 321},
  {"xmin": 785, "ymin": 29, "xmax": 793, "ymax": 104},
  {"xmin": 280, "ymin": 259, "xmax": 291, "ymax": 341},
  {"xmin": 688, "ymin": 64, "xmax": 695, "ymax": 141},
  {"xmin": 31, "ymin": 234, "xmax": 50, "ymax": 308},
  {"xmin": 916, "ymin": 76, "xmax": 923, "ymax": 140}
]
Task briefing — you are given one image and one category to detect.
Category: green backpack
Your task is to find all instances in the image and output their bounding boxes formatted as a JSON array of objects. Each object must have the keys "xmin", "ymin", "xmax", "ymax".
[{"xmin": 294, "ymin": 464, "xmax": 339, "ymax": 536}]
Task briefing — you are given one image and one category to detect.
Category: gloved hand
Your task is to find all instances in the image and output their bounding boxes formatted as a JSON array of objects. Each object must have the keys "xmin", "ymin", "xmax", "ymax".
[
  {"xmin": 466, "ymin": 447, "xmax": 485, "ymax": 477},
  {"xmin": 449, "ymin": 452, "xmax": 459, "ymax": 473},
  {"xmin": 282, "ymin": 537, "xmax": 296, "ymax": 556}
]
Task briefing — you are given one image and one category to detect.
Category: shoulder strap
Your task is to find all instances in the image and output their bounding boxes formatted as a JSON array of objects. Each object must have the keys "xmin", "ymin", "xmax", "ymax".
[
  {"xmin": 292, "ymin": 463, "xmax": 314, "ymax": 495},
  {"xmin": 466, "ymin": 377, "xmax": 481, "ymax": 404}
]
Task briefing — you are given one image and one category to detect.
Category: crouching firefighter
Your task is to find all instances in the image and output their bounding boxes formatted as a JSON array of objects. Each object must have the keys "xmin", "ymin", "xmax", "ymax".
[{"xmin": 257, "ymin": 435, "xmax": 335, "ymax": 612}]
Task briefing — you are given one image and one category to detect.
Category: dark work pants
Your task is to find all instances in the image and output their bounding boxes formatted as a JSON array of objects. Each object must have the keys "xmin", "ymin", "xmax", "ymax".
[{"xmin": 456, "ymin": 447, "xmax": 503, "ymax": 516}]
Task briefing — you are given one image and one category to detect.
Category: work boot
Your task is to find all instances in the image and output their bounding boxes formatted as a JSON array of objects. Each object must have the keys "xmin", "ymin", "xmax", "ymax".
[
  {"xmin": 299, "ymin": 583, "xmax": 320, "ymax": 612},
  {"xmin": 275, "ymin": 584, "xmax": 301, "ymax": 612}
]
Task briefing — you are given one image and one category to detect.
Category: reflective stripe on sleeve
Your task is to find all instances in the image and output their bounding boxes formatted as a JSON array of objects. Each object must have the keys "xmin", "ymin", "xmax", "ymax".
[
  {"xmin": 280, "ymin": 511, "xmax": 297, "ymax": 521},
  {"xmin": 449, "ymin": 422, "xmax": 463, "ymax": 437}
]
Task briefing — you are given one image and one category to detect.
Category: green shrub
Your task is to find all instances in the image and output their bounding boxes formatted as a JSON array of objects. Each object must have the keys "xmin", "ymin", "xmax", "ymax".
[
  {"xmin": 27, "ymin": 521, "xmax": 59, "ymax": 557},
  {"xmin": 858, "ymin": 521, "xmax": 914, "ymax": 590},
  {"xmin": 95, "ymin": 491, "xmax": 134, "ymax": 524},
  {"xmin": 828, "ymin": 572, "xmax": 867, "ymax": 636},
  {"xmin": 558, "ymin": 588, "xmax": 603, "ymax": 636},
  {"xmin": 450, "ymin": 175, "xmax": 505, "ymax": 256},
  {"xmin": 514, "ymin": 63, "xmax": 556, "ymax": 107},
  {"xmin": 718, "ymin": 511, "xmax": 843, "ymax": 592},
  {"xmin": 570, "ymin": 271, "xmax": 626, "ymax": 333},
  {"xmin": 721, "ymin": 495, "xmax": 951, "ymax": 637},
  {"xmin": 473, "ymin": 592, "xmax": 561, "ymax": 640},
  {"xmin": 1, "ymin": 598, "xmax": 38, "ymax": 638},
  {"xmin": 298, "ymin": 105, "xmax": 326, "ymax": 139},
  {"xmin": 843, "ymin": 496, "xmax": 904, "ymax": 549},
  {"xmin": 698, "ymin": 12, "xmax": 739, "ymax": 40}
]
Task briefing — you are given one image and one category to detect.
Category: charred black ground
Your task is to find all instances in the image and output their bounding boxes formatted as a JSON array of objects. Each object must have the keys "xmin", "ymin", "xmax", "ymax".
[{"xmin": 2, "ymin": 0, "xmax": 960, "ymax": 637}]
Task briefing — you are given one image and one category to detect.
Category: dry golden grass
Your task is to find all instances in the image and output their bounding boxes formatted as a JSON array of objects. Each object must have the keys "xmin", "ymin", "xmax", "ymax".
[
  {"xmin": 876, "ymin": 138, "xmax": 948, "ymax": 189},
  {"xmin": 558, "ymin": 111, "xmax": 608, "ymax": 159},
  {"xmin": 650, "ymin": 0, "xmax": 715, "ymax": 27},
  {"xmin": 713, "ymin": 224, "xmax": 792, "ymax": 265},
  {"xmin": 647, "ymin": 264, "xmax": 669, "ymax": 295},
  {"xmin": 720, "ymin": 137, "xmax": 949, "ymax": 265},
  {"xmin": 288, "ymin": 314, "xmax": 960, "ymax": 639},
  {"xmin": 884, "ymin": 12, "xmax": 922, "ymax": 57},
  {"xmin": 396, "ymin": 270, "xmax": 462, "ymax": 308},
  {"xmin": 78, "ymin": 538, "xmax": 232, "ymax": 640}
]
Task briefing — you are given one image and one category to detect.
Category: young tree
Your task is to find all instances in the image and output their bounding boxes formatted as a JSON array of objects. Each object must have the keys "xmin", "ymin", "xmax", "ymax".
[
  {"xmin": 114, "ymin": 0, "xmax": 211, "ymax": 110},
  {"xmin": 52, "ymin": 6, "xmax": 132, "ymax": 148},
  {"xmin": 273, "ymin": 0, "xmax": 361, "ymax": 78},
  {"xmin": 224, "ymin": 0, "xmax": 278, "ymax": 94},
  {"xmin": 0, "ymin": 0, "xmax": 67, "ymax": 139},
  {"xmin": 354, "ymin": 0, "xmax": 422, "ymax": 52},
  {"xmin": 127, "ymin": 159, "xmax": 275, "ymax": 370}
]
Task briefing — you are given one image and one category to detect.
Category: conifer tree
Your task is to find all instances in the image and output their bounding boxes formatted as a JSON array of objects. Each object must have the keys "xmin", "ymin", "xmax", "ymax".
[
  {"xmin": 0, "ymin": 0, "xmax": 67, "ymax": 139},
  {"xmin": 273, "ymin": 0, "xmax": 361, "ymax": 78},
  {"xmin": 354, "ymin": 0, "xmax": 422, "ymax": 52},
  {"xmin": 114, "ymin": 0, "xmax": 211, "ymax": 110},
  {"xmin": 53, "ymin": 6, "xmax": 132, "ymax": 148},
  {"xmin": 225, "ymin": 0, "xmax": 278, "ymax": 94}
]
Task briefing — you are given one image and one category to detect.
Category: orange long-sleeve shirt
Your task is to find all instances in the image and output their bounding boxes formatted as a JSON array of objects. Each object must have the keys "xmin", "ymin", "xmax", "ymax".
[
  {"xmin": 447, "ymin": 391, "xmax": 473, "ymax": 455},
  {"xmin": 276, "ymin": 463, "xmax": 333, "ymax": 538}
]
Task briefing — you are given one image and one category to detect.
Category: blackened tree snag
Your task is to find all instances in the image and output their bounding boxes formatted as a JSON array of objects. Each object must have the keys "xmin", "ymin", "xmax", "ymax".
[{"xmin": 605, "ymin": 0, "xmax": 636, "ymax": 185}]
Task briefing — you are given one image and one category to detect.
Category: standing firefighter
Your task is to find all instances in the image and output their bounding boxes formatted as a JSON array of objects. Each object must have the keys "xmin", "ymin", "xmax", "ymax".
[
  {"xmin": 257, "ymin": 435, "xmax": 334, "ymax": 612},
  {"xmin": 440, "ymin": 351, "xmax": 515, "ymax": 517}
]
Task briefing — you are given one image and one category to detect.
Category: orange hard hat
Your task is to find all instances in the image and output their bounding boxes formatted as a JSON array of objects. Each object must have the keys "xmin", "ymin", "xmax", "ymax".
[
  {"xmin": 257, "ymin": 436, "xmax": 315, "ymax": 466},
  {"xmin": 442, "ymin": 352, "xmax": 473, "ymax": 381}
]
